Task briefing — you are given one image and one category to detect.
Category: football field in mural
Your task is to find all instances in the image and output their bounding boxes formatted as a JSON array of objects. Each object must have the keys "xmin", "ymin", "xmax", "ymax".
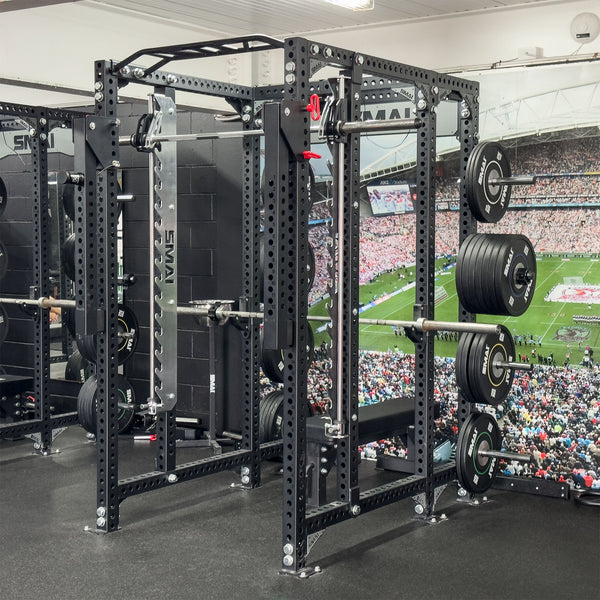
[{"xmin": 309, "ymin": 255, "xmax": 600, "ymax": 366}]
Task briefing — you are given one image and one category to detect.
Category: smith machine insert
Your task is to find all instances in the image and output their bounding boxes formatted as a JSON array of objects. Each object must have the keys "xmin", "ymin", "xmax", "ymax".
[{"xmin": 74, "ymin": 35, "xmax": 497, "ymax": 574}]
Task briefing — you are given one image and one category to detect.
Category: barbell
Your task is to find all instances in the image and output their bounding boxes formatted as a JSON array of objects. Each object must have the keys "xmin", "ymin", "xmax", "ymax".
[
  {"xmin": 179, "ymin": 300, "xmax": 499, "ymax": 335},
  {"xmin": 465, "ymin": 141, "xmax": 597, "ymax": 223},
  {"xmin": 118, "ymin": 114, "xmax": 421, "ymax": 148},
  {"xmin": 456, "ymin": 411, "xmax": 532, "ymax": 495}
]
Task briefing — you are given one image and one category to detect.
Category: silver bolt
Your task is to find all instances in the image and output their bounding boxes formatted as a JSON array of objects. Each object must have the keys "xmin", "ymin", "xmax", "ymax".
[
  {"xmin": 167, "ymin": 473, "xmax": 178, "ymax": 483},
  {"xmin": 120, "ymin": 66, "xmax": 131, "ymax": 76},
  {"xmin": 440, "ymin": 513, "xmax": 447, "ymax": 519},
  {"xmin": 242, "ymin": 105, "xmax": 252, "ymax": 114},
  {"xmin": 96, "ymin": 517, "xmax": 106, "ymax": 527},
  {"xmin": 461, "ymin": 107, "xmax": 471, "ymax": 119},
  {"xmin": 432, "ymin": 85, "xmax": 439, "ymax": 95},
  {"xmin": 168, "ymin": 107, "xmax": 175, "ymax": 115},
  {"xmin": 414, "ymin": 503, "xmax": 424, "ymax": 514},
  {"xmin": 168, "ymin": 203, "xmax": 175, "ymax": 211},
  {"xmin": 254, "ymin": 118, "xmax": 263, "ymax": 128},
  {"xmin": 355, "ymin": 54, "xmax": 364, "ymax": 65},
  {"xmin": 457, "ymin": 487, "xmax": 467, "ymax": 497},
  {"xmin": 285, "ymin": 61, "xmax": 296, "ymax": 72},
  {"xmin": 352, "ymin": 308, "xmax": 358, "ymax": 316},
  {"xmin": 320, "ymin": 446, "xmax": 328, "ymax": 453},
  {"xmin": 320, "ymin": 457, "xmax": 328, "ymax": 464},
  {"xmin": 284, "ymin": 107, "xmax": 291, "ymax": 117},
  {"xmin": 29, "ymin": 128, "xmax": 36, "ymax": 137},
  {"xmin": 351, "ymin": 413, "xmax": 357, "ymax": 422},
  {"xmin": 430, "ymin": 517, "xmax": 437, "ymax": 523},
  {"xmin": 94, "ymin": 92, "xmax": 104, "ymax": 102},
  {"xmin": 112, "ymin": 160, "xmax": 121, "ymax": 167},
  {"xmin": 241, "ymin": 466, "xmax": 250, "ymax": 476},
  {"xmin": 33, "ymin": 442, "xmax": 41, "ymax": 450},
  {"xmin": 89, "ymin": 122, "xmax": 96, "ymax": 131},
  {"xmin": 354, "ymin": 92, "xmax": 360, "ymax": 101},
  {"xmin": 166, "ymin": 74, "xmax": 178, "ymax": 84},
  {"xmin": 314, "ymin": 566, "xmax": 322, "ymax": 573},
  {"xmin": 39, "ymin": 133, "xmax": 47, "ymax": 142},
  {"xmin": 323, "ymin": 47, "xmax": 333, "ymax": 58},
  {"xmin": 283, "ymin": 543, "xmax": 294, "ymax": 555},
  {"xmin": 96, "ymin": 506, "xmax": 106, "ymax": 517},
  {"xmin": 94, "ymin": 81, "xmax": 104, "ymax": 91},
  {"xmin": 39, "ymin": 118, "xmax": 47, "ymax": 126},
  {"xmin": 482, "ymin": 495, "xmax": 488, "ymax": 502},
  {"xmin": 282, "ymin": 555, "xmax": 294, "ymax": 567},
  {"xmin": 167, "ymin": 392, "xmax": 175, "ymax": 399},
  {"xmin": 416, "ymin": 99, "xmax": 427, "ymax": 111},
  {"xmin": 310, "ymin": 44, "xmax": 320, "ymax": 55},
  {"xmin": 285, "ymin": 73, "xmax": 296, "ymax": 84},
  {"xmin": 351, "ymin": 504, "xmax": 361, "ymax": 516},
  {"xmin": 353, "ymin": 201, "xmax": 359, "ymax": 209},
  {"xmin": 241, "ymin": 113, "xmax": 252, "ymax": 123},
  {"xmin": 241, "ymin": 475, "xmax": 250, "ymax": 485},
  {"xmin": 299, "ymin": 571, "xmax": 308, "ymax": 579},
  {"xmin": 320, "ymin": 467, "xmax": 328, "ymax": 474},
  {"xmin": 133, "ymin": 67, "xmax": 145, "ymax": 79}
]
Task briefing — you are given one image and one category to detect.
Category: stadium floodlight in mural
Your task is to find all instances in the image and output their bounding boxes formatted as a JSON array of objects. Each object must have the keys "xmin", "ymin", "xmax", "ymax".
[{"xmin": 367, "ymin": 182, "xmax": 415, "ymax": 215}]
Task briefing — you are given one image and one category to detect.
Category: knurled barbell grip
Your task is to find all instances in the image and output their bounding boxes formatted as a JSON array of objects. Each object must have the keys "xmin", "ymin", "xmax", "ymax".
[
  {"xmin": 489, "ymin": 175, "xmax": 537, "ymax": 186},
  {"xmin": 492, "ymin": 360, "xmax": 533, "ymax": 371},
  {"xmin": 478, "ymin": 449, "xmax": 531, "ymax": 463}
]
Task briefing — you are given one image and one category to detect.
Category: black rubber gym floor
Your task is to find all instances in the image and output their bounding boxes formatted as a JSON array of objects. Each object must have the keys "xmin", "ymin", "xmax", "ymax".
[{"xmin": 1, "ymin": 427, "xmax": 598, "ymax": 600}]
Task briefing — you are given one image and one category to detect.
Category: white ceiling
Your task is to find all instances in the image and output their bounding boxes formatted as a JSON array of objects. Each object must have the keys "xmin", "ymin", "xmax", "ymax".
[{"xmin": 84, "ymin": 0, "xmax": 568, "ymax": 38}]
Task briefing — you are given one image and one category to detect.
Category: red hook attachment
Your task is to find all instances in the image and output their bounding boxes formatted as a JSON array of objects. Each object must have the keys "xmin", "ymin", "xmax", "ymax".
[
  {"xmin": 302, "ymin": 151, "xmax": 321, "ymax": 160},
  {"xmin": 306, "ymin": 94, "xmax": 321, "ymax": 121}
]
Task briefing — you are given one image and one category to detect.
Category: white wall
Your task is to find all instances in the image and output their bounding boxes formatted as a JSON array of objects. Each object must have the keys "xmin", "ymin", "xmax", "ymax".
[
  {"xmin": 0, "ymin": 0, "xmax": 598, "ymax": 107},
  {"xmin": 303, "ymin": 0, "xmax": 600, "ymax": 71}
]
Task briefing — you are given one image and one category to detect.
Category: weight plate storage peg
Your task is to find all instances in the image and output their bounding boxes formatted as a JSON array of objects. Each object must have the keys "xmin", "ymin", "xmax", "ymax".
[
  {"xmin": 77, "ymin": 374, "xmax": 136, "ymax": 435},
  {"xmin": 456, "ymin": 233, "xmax": 536, "ymax": 316},
  {"xmin": 466, "ymin": 142, "xmax": 512, "ymax": 223},
  {"xmin": 456, "ymin": 412, "xmax": 502, "ymax": 495}
]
